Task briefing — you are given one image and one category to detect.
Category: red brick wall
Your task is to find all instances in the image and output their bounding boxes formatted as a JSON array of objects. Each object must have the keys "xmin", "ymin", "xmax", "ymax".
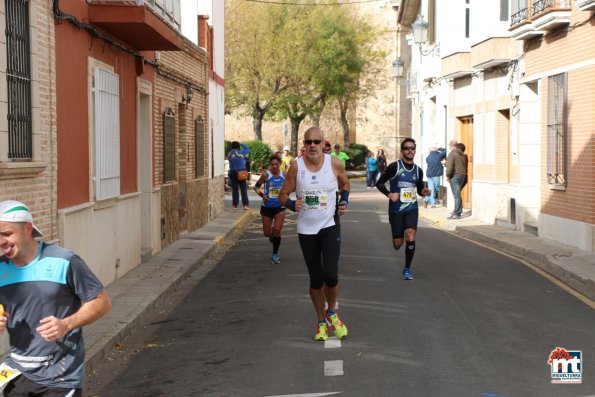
[
  {"xmin": 529, "ymin": 7, "xmax": 595, "ymax": 225},
  {"xmin": 0, "ymin": 0, "xmax": 58, "ymax": 240}
]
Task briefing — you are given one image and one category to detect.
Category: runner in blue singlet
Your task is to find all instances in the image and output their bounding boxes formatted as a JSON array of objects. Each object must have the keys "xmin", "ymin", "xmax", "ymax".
[
  {"xmin": 376, "ymin": 138, "xmax": 431, "ymax": 280},
  {"xmin": 254, "ymin": 155, "xmax": 286, "ymax": 264}
]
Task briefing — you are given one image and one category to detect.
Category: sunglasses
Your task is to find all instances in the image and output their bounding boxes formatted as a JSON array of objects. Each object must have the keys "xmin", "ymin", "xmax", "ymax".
[
  {"xmin": 403, "ymin": 146, "xmax": 416, "ymax": 151},
  {"xmin": 304, "ymin": 139, "xmax": 322, "ymax": 145}
]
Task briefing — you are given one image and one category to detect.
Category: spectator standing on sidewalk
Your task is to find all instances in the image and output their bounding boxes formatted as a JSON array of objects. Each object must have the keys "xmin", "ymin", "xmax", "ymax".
[
  {"xmin": 0, "ymin": 200, "xmax": 112, "ymax": 396},
  {"xmin": 445, "ymin": 140, "xmax": 467, "ymax": 219},
  {"xmin": 424, "ymin": 146, "xmax": 447, "ymax": 208},
  {"xmin": 376, "ymin": 138, "xmax": 431, "ymax": 280},
  {"xmin": 253, "ymin": 155, "xmax": 287, "ymax": 264},
  {"xmin": 279, "ymin": 127, "xmax": 350, "ymax": 342},
  {"xmin": 366, "ymin": 151, "xmax": 378, "ymax": 189},
  {"xmin": 227, "ymin": 141, "xmax": 251, "ymax": 210}
]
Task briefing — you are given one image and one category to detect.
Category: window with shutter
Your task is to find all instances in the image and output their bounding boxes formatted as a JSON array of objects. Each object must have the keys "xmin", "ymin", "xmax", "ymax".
[
  {"xmin": 94, "ymin": 68, "xmax": 120, "ymax": 200},
  {"xmin": 163, "ymin": 108, "xmax": 176, "ymax": 182},
  {"xmin": 195, "ymin": 117, "xmax": 205, "ymax": 177}
]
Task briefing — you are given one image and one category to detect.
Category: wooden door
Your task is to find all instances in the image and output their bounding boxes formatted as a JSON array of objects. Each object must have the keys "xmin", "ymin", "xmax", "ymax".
[{"xmin": 459, "ymin": 117, "xmax": 473, "ymax": 209}]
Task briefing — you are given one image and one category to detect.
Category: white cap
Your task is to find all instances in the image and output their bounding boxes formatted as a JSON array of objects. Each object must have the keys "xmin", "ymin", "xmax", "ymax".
[
  {"xmin": 0, "ymin": 200, "xmax": 43, "ymax": 237},
  {"xmin": 283, "ymin": 146, "xmax": 290, "ymax": 151}
]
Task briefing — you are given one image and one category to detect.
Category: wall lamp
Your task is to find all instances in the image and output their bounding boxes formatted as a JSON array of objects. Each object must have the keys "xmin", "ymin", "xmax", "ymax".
[
  {"xmin": 412, "ymin": 15, "xmax": 440, "ymax": 57},
  {"xmin": 392, "ymin": 57, "xmax": 405, "ymax": 79},
  {"xmin": 182, "ymin": 85, "xmax": 193, "ymax": 107}
]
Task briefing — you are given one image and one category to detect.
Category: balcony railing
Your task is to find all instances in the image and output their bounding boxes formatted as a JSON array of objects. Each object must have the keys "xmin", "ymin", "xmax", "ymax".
[{"xmin": 511, "ymin": 8, "xmax": 529, "ymax": 26}]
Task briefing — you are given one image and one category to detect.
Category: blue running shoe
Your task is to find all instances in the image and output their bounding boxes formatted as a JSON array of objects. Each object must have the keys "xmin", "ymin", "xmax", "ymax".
[
  {"xmin": 402, "ymin": 267, "xmax": 414, "ymax": 280},
  {"xmin": 271, "ymin": 254, "xmax": 280, "ymax": 264}
]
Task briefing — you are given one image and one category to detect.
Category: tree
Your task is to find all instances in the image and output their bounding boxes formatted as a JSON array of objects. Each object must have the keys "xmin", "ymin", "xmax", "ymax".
[{"xmin": 225, "ymin": 0, "xmax": 290, "ymax": 140}]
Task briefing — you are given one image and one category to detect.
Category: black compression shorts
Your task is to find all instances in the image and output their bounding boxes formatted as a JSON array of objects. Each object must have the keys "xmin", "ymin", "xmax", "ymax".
[
  {"xmin": 260, "ymin": 206, "xmax": 285, "ymax": 219},
  {"xmin": 389, "ymin": 211, "xmax": 418, "ymax": 239},
  {"xmin": 298, "ymin": 224, "xmax": 341, "ymax": 289}
]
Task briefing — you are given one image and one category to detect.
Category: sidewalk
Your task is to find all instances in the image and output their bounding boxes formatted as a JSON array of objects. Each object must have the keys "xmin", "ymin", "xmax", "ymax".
[
  {"xmin": 83, "ymin": 183, "xmax": 595, "ymax": 375},
  {"xmin": 83, "ymin": 207, "xmax": 255, "ymax": 374},
  {"xmin": 418, "ymin": 204, "xmax": 595, "ymax": 302}
]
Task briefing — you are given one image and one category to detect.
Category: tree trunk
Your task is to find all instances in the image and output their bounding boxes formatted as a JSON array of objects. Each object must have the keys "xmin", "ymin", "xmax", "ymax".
[
  {"xmin": 339, "ymin": 98, "xmax": 350, "ymax": 148},
  {"xmin": 252, "ymin": 113, "xmax": 264, "ymax": 141},
  {"xmin": 252, "ymin": 100, "xmax": 273, "ymax": 141},
  {"xmin": 289, "ymin": 110, "xmax": 307, "ymax": 154}
]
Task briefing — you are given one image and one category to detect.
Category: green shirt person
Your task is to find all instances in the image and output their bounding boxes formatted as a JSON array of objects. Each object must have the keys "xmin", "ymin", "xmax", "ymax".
[{"xmin": 331, "ymin": 144, "xmax": 350, "ymax": 167}]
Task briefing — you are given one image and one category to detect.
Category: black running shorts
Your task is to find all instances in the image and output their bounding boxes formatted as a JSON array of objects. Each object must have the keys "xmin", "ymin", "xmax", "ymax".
[{"xmin": 389, "ymin": 210, "xmax": 418, "ymax": 239}]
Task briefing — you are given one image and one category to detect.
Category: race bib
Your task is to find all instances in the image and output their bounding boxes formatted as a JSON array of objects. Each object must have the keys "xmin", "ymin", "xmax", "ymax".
[
  {"xmin": 0, "ymin": 362, "xmax": 21, "ymax": 391},
  {"xmin": 400, "ymin": 187, "xmax": 417, "ymax": 203},
  {"xmin": 302, "ymin": 190, "xmax": 327, "ymax": 210},
  {"xmin": 269, "ymin": 188, "xmax": 280, "ymax": 198}
]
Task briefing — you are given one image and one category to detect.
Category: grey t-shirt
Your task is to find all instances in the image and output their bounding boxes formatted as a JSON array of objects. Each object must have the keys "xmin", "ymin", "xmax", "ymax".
[{"xmin": 0, "ymin": 242, "xmax": 104, "ymax": 388}]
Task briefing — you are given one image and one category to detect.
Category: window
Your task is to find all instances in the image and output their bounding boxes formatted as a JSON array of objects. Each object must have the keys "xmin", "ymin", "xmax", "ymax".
[
  {"xmin": 195, "ymin": 117, "xmax": 205, "ymax": 177},
  {"xmin": 500, "ymin": 0, "xmax": 509, "ymax": 21},
  {"xmin": 465, "ymin": 0, "xmax": 470, "ymax": 39},
  {"xmin": 546, "ymin": 73, "xmax": 567, "ymax": 188},
  {"xmin": 163, "ymin": 108, "xmax": 176, "ymax": 182},
  {"xmin": 5, "ymin": 0, "xmax": 32, "ymax": 160},
  {"xmin": 93, "ymin": 68, "xmax": 121, "ymax": 200}
]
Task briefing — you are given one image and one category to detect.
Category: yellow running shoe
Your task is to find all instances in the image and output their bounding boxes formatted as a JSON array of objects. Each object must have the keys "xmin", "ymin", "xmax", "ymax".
[
  {"xmin": 325, "ymin": 310, "xmax": 348, "ymax": 339},
  {"xmin": 314, "ymin": 322, "xmax": 329, "ymax": 341}
]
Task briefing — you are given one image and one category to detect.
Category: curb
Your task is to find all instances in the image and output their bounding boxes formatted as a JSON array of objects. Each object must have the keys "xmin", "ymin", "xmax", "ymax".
[
  {"xmin": 455, "ymin": 227, "xmax": 595, "ymax": 303},
  {"xmin": 84, "ymin": 210, "xmax": 254, "ymax": 375}
]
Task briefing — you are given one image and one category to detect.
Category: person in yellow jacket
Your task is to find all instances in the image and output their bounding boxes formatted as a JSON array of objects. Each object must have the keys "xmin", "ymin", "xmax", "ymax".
[{"xmin": 280, "ymin": 146, "xmax": 294, "ymax": 172}]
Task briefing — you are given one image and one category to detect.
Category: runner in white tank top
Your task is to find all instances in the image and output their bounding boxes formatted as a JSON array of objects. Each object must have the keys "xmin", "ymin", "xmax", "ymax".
[
  {"xmin": 295, "ymin": 154, "xmax": 337, "ymax": 235},
  {"xmin": 279, "ymin": 127, "xmax": 351, "ymax": 342}
]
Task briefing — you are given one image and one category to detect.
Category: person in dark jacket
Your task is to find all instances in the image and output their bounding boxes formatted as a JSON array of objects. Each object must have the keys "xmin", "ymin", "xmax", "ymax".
[
  {"xmin": 424, "ymin": 146, "xmax": 447, "ymax": 208},
  {"xmin": 445, "ymin": 140, "xmax": 468, "ymax": 219},
  {"xmin": 227, "ymin": 141, "xmax": 251, "ymax": 210}
]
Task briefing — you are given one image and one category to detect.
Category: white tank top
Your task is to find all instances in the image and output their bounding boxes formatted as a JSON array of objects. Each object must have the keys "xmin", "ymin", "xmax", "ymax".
[{"xmin": 295, "ymin": 154, "xmax": 338, "ymax": 235}]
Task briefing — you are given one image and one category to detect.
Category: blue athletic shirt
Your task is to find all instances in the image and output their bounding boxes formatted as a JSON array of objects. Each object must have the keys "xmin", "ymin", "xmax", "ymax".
[
  {"xmin": 262, "ymin": 171, "xmax": 285, "ymax": 208},
  {"xmin": 376, "ymin": 159, "xmax": 425, "ymax": 214},
  {"xmin": 0, "ymin": 242, "xmax": 104, "ymax": 388}
]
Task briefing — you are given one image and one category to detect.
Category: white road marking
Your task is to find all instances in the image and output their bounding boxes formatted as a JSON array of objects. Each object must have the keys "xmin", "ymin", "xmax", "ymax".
[
  {"xmin": 324, "ymin": 337, "xmax": 341, "ymax": 349},
  {"xmin": 264, "ymin": 393, "xmax": 342, "ymax": 397},
  {"xmin": 324, "ymin": 360, "xmax": 344, "ymax": 376}
]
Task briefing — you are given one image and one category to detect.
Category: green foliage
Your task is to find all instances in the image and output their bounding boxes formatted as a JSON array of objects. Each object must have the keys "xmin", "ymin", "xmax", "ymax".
[
  {"xmin": 224, "ymin": 140, "xmax": 232, "ymax": 157},
  {"xmin": 244, "ymin": 140, "xmax": 273, "ymax": 173},
  {"xmin": 343, "ymin": 143, "xmax": 370, "ymax": 168}
]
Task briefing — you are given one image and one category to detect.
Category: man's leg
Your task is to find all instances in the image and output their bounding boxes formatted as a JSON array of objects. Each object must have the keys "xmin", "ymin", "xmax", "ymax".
[
  {"xmin": 229, "ymin": 172, "xmax": 239, "ymax": 207},
  {"xmin": 239, "ymin": 179, "xmax": 250, "ymax": 207},
  {"xmin": 450, "ymin": 175, "xmax": 464, "ymax": 216},
  {"xmin": 427, "ymin": 177, "xmax": 438, "ymax": 206},
  {"xmin": 299, "ymin": 233, "xmax": 329, "ymax": 340}
]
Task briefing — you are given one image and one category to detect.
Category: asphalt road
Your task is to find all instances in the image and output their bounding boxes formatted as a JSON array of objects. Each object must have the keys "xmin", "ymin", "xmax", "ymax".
[{"xmin": 86, "ymin": 183, "xmax": 595, "ymax": 397}]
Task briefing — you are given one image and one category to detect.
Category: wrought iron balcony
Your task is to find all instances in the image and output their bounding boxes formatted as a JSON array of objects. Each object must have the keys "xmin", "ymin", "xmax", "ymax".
[
  {"xmin": 509, "ymin": 0, "xmax": 570, "ymax": 40},
  {"xmin": 576, "ymin": 0, "xmax": 595, "ymax": 11}
]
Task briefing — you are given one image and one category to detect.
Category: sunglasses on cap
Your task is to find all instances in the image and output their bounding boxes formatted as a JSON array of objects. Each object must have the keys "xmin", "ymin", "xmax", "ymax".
[{"xmin": 304, "ymin": 139, "xmax": 322, "ymax": 145}]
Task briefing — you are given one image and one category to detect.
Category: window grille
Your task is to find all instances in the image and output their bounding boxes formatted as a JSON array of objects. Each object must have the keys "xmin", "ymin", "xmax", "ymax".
[
  {"xmin": 546, "ymin": 73, "xmax": 567, "ymax": 186},
  {"xmin": 5, "ymin": 0, "xmax": 32, "ymax": 160},
  {"xmin": 195, "ymin": 117, "xmax": 205, "ymax": 177},
  {"xmin": 94, "ymin": 68, "xmax": 121, "ymax": 200},
  {"xmin": 163, "ymin": 108, "xmax": 176, "ymax": 182}
]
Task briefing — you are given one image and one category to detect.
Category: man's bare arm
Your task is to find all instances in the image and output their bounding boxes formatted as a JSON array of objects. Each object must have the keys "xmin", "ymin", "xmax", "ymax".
[{"xmin": 279, "ymin": 161, "xmax": 298, "ymax": 206}]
